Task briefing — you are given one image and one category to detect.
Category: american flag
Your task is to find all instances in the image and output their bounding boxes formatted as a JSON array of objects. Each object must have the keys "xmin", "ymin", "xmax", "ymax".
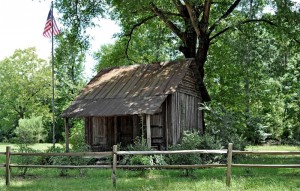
[{"xmin": 43, "ymin": 9, "xmax": 60, "ymax": 38}]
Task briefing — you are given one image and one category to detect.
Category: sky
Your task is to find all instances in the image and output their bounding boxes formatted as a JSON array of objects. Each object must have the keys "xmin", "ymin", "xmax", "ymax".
[{"xmin": 0, "ymin": 0, "xmax": 120, "ymax": 78}]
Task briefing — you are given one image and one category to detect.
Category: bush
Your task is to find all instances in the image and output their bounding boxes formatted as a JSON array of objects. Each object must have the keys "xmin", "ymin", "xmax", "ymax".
[
  {"xmin": 202, "ymin": 102, "xmax": 247, "ymax": 150},
  {"xmin": 198, "ymin": 134, "xmax": 224, "ymax": 163},
  {"xmin": 41, "ymin": 141, "xmax": 90, "ymax": 176},
  {"xmin": 13, "ymin": 116, "xmax": 46, "ymax": 144},
  {"xmin": 167, "ymin": 131, "xmax": 227, "ymax": 176},
  {"xmin": 69, "ymin": 120, "xmax": 86, "ymax": 150},
  {"xmin": 167, "ymin": 131, "xmax": 201, "ymax": 176},
  {"xmin": 12, "ymin": 144, "xmax": 41, "ymax": 176},
  {"xmin": 120, "ymin": 137, "xmax": 167, "ymax": 176},
  {"xmin": 42, "ymin": 145, "xmax": 90, "ymax": 176}
]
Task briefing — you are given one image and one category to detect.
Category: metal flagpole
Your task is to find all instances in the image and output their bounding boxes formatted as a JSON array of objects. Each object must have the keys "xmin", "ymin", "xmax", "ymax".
[{"xmin": 51, "ymin": 1, "xmax": 56, "ymax": 147}]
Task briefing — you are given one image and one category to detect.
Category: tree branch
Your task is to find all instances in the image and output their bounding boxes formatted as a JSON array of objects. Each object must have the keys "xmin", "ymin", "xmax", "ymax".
[
  {"xmin": 172, "ymin": 0, "xmax": 188, "ymax": 17},
  {"xmin": 150, "ymin": 3, "xmax": 185, "ymax": 43},
  {"xmin": 209, "ymin": 19, "xmax": 275, "ymax": 42},
  {"xmin": 123, "ymin": 15, "xmax": 157, "ymax": 63},
  {"xmin": 163, "ymin": 11, "xmax": 182, "ymax": 17},
  {"xmin": 209, "ymin": 0, "xmax": 241, "ymax": 34},
  {"xmin": 200, "ymin": 0, "xmax": 212, "ymax": 35},
  {"xmin": 184, "ymin": 1, "xmax": 201, "ymax": 37}
]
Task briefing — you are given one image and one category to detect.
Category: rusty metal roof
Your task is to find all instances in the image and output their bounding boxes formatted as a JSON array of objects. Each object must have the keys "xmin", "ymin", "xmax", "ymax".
[{"xmin": 61, "ymin": 59, "xmax": 194, "ymax": 117}]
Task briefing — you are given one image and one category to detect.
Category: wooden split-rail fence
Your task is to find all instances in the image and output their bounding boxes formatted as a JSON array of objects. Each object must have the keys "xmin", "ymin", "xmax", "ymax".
[{"xmin": 0, "ymin": 143, "xmax": 299, "ymax": 188}]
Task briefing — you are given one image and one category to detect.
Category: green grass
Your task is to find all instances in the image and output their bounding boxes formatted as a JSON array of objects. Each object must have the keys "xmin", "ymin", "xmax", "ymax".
[
  {"xmin": 0, "ymin": 144, "xmax": 299, "ymax": 191},
  {"xmin": 246, "ymin": 145, "xmax": 300, "ymax": 151},
  {"xmin": 0, "ymin": 143, "xmax": 63, "ymax": 152},
  {"xmin": 0, "ymin": 167, "xmax": 299, "ymax": 191}
]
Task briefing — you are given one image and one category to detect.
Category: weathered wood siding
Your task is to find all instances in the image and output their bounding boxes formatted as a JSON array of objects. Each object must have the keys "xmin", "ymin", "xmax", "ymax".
[
  {"xmin": 117, "ymin": 116, "xmax": 134, "ymax": 146},
  {"xmin": 150, "ymin": 113, "xmax": 164, "ymax": 149},
  {"xmin": 85, "ymin": 113, "xmax": 167, "ymax": 151},
  {"xmin": 85, "ymin": 115, "xmax": 142, "ymax": 151},
  {"xmin": 166, "ymin": 68, "xmax": 203, "ymax": 145},
  {"xmin": 84, "ymin": 117, "xmax": 93, "ymax": 146}
]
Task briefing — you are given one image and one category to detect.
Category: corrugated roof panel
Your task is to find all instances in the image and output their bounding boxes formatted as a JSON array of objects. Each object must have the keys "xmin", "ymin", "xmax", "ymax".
[
  {"xmin": 120, "ymin": 64, "xmax": 149, "ymax": 98},
  {"xmin": 106, "ymin": 66, "xmax": 138, "ymax": 98},
  {"xmin": 77, "ymin": 68, "xmax": 114, "ymax": 100},
  {"xmin": 126, "ymin": 65, "xmax": 154, "ymax": 97}
]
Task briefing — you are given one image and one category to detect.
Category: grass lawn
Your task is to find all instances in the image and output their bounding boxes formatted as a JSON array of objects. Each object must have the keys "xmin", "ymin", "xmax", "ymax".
[
  {"xmin": 0, "ymin": 143, "xmax": 63, "ymax": 153},
  {"xmin": 0, "ymin": 144, "xmax": 299, "ymax": 191},
  {"xmin": 246, "ymin": 145, "xmax": 300, "ymax": 151}
]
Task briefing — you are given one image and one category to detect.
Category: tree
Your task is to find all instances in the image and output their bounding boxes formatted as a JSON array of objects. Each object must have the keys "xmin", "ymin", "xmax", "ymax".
[
  {"xmin": 203, "ymin": 1, "xmax": 300, "ymax": 143},
  {"xmin": 55, "ymin": 0, "xmax": 299, "ymax": 139},
  {"xmin": 94, "ymin": 24, "xmax": 181, "ymax": 70},
  {"xmin": 0, "ymin": 48, "xmax": 52, "ymax": 141},
  {"xmin": 52, "ymin": 32, "xmax": 86, "ymax": 141},
  {"xmin": 105, "ymin": 0, "xmax": 281, "ymax": 101}
]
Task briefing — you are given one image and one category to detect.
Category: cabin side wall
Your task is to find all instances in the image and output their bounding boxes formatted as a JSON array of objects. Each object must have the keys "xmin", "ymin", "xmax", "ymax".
[{"xmin": 166, "ymin": 68, "xmax": 203, "ymax": 146}]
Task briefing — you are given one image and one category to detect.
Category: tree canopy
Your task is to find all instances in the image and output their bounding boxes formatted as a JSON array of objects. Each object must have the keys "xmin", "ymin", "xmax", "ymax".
[
  {"xmin": 53, "ymin": 0, "xmax": 299, "ymax": 143},
  {"xmin": 0, "ymin": 48, "xmax": 52, "ymax": 140},
  {"xmin": 55, "ymin": 0, "xmax": 299, "ymax": 102}
]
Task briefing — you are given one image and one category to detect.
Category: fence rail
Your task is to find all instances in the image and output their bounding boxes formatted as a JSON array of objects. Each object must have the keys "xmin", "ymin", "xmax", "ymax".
[
  {"xmin": 9, "ymin": 151, "xmax": 112, "ymax": 157},
  {"xmin": 9, "ymin": 164, "xmax": 112, "ymax": 169},
  {"xmin": 116, "ymin": 149, "xmax": 227, "ymax": 155},
  {"xmin": 1, "ymin": 143, "xmax": 299, "ymax": 188}
]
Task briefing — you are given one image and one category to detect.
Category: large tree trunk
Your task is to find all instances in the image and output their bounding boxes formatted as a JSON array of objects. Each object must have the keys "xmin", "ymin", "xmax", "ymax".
[
  {"xmin": 178, "ymin": 30, "xmax": 211, "ymax": 133},
  {"xmin": 175, "ymin": 0, "xmax": 212, "ymax": 102},
  {"xmin": 178, "ymin": 27, "xmax": 211, "ymax": 102}
]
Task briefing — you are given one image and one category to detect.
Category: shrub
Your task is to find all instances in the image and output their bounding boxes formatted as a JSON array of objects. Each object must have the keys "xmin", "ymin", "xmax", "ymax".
[
  {"xmin": 168, "ymin": 131, "xmax": 226, "ymax": 176},
  {"xmin": 202, "ymin": 102, "xmax": 247, "ymax": 150},
  {"xmin": 43, "ymin": 144, "xmax": 90, "ymax": 176},
  {"xmin": 12, "ymin": 144, "xmax": 41, "ymax": 176},
  {"xmin": 69, "ymin": 120, "xmax": 86, "ymax": 150},
  {"xmin": 168, "ymin": 131, "xmax": 202, "ymax": 176},
  {"xmin": 13, "ymin": 116, "xmax": 46, "ymax": 144},
  {"xmin": 198, "ymin": 134, "xmax": 224, "ymax": 163},
  {"xmin": 120, "ymin": 137, "xmax": 167, "ymax": 176}
]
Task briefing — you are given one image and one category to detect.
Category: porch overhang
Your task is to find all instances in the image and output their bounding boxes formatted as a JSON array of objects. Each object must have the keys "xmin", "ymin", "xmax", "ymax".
[{"xmin": 61, "ymin": 95, "xmax": 168, "ymax": 118}]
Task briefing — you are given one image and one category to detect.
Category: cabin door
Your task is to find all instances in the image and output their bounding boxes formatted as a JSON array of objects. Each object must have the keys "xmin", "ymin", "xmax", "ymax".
[
  {"xmin": 117, "ymin": 116, "xmax": 133, "ymax": 146},
  {"xmin": 151, "ymin": 114, "xmax": 164, "ymax": 149}
]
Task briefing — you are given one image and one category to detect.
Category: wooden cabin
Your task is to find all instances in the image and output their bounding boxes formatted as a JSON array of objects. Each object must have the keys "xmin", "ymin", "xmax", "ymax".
[{"xmin": 61, "ymin": 59, "xmax": 203, "ymax": 151}]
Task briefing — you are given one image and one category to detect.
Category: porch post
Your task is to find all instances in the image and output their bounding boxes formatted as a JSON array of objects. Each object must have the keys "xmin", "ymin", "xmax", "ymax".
[
  {"xmin": 146, "ymin": 114, "xmax": 151, "ymax": 148},
  {"xmin": 65, "ymin": 117, "xmax": 70, "ymax": 152}
]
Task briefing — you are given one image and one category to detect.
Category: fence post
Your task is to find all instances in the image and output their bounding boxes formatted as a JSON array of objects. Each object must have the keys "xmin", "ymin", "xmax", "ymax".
[
  {"xmin": 226, "ymin": 143, "xmax": 233, "ymax": 187},
  {"xmin": 112, "ymin": 145, "xmax": 117, "ymax": 188},
  {"xmin": 6, "ymin": 146, "xmax": 11, "ymax": 186}
]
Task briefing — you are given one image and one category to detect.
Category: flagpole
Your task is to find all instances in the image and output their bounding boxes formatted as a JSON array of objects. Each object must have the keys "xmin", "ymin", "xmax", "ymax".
[{"xmin": 51, "ymin": 1, "xmax": 56, "ymax": 147}]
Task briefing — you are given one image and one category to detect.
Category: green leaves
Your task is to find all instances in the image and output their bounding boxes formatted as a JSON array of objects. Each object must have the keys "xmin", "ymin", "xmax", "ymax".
[
  {"xmin": 54, "ymin": 0, "xmax": 299, "ymax": 144},
  {"xmin": 14, "ymin": 116, "xmax": 47, "ymax": 144},
  {"xmin": 0, "ymin": 48, "xmax": 52, "ymax": 141}
]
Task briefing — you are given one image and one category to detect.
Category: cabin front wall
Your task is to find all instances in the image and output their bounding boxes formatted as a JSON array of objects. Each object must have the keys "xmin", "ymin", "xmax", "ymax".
[{"xmin": 84, "ymin": 114, "xmax": 165, "ymax": 151}]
